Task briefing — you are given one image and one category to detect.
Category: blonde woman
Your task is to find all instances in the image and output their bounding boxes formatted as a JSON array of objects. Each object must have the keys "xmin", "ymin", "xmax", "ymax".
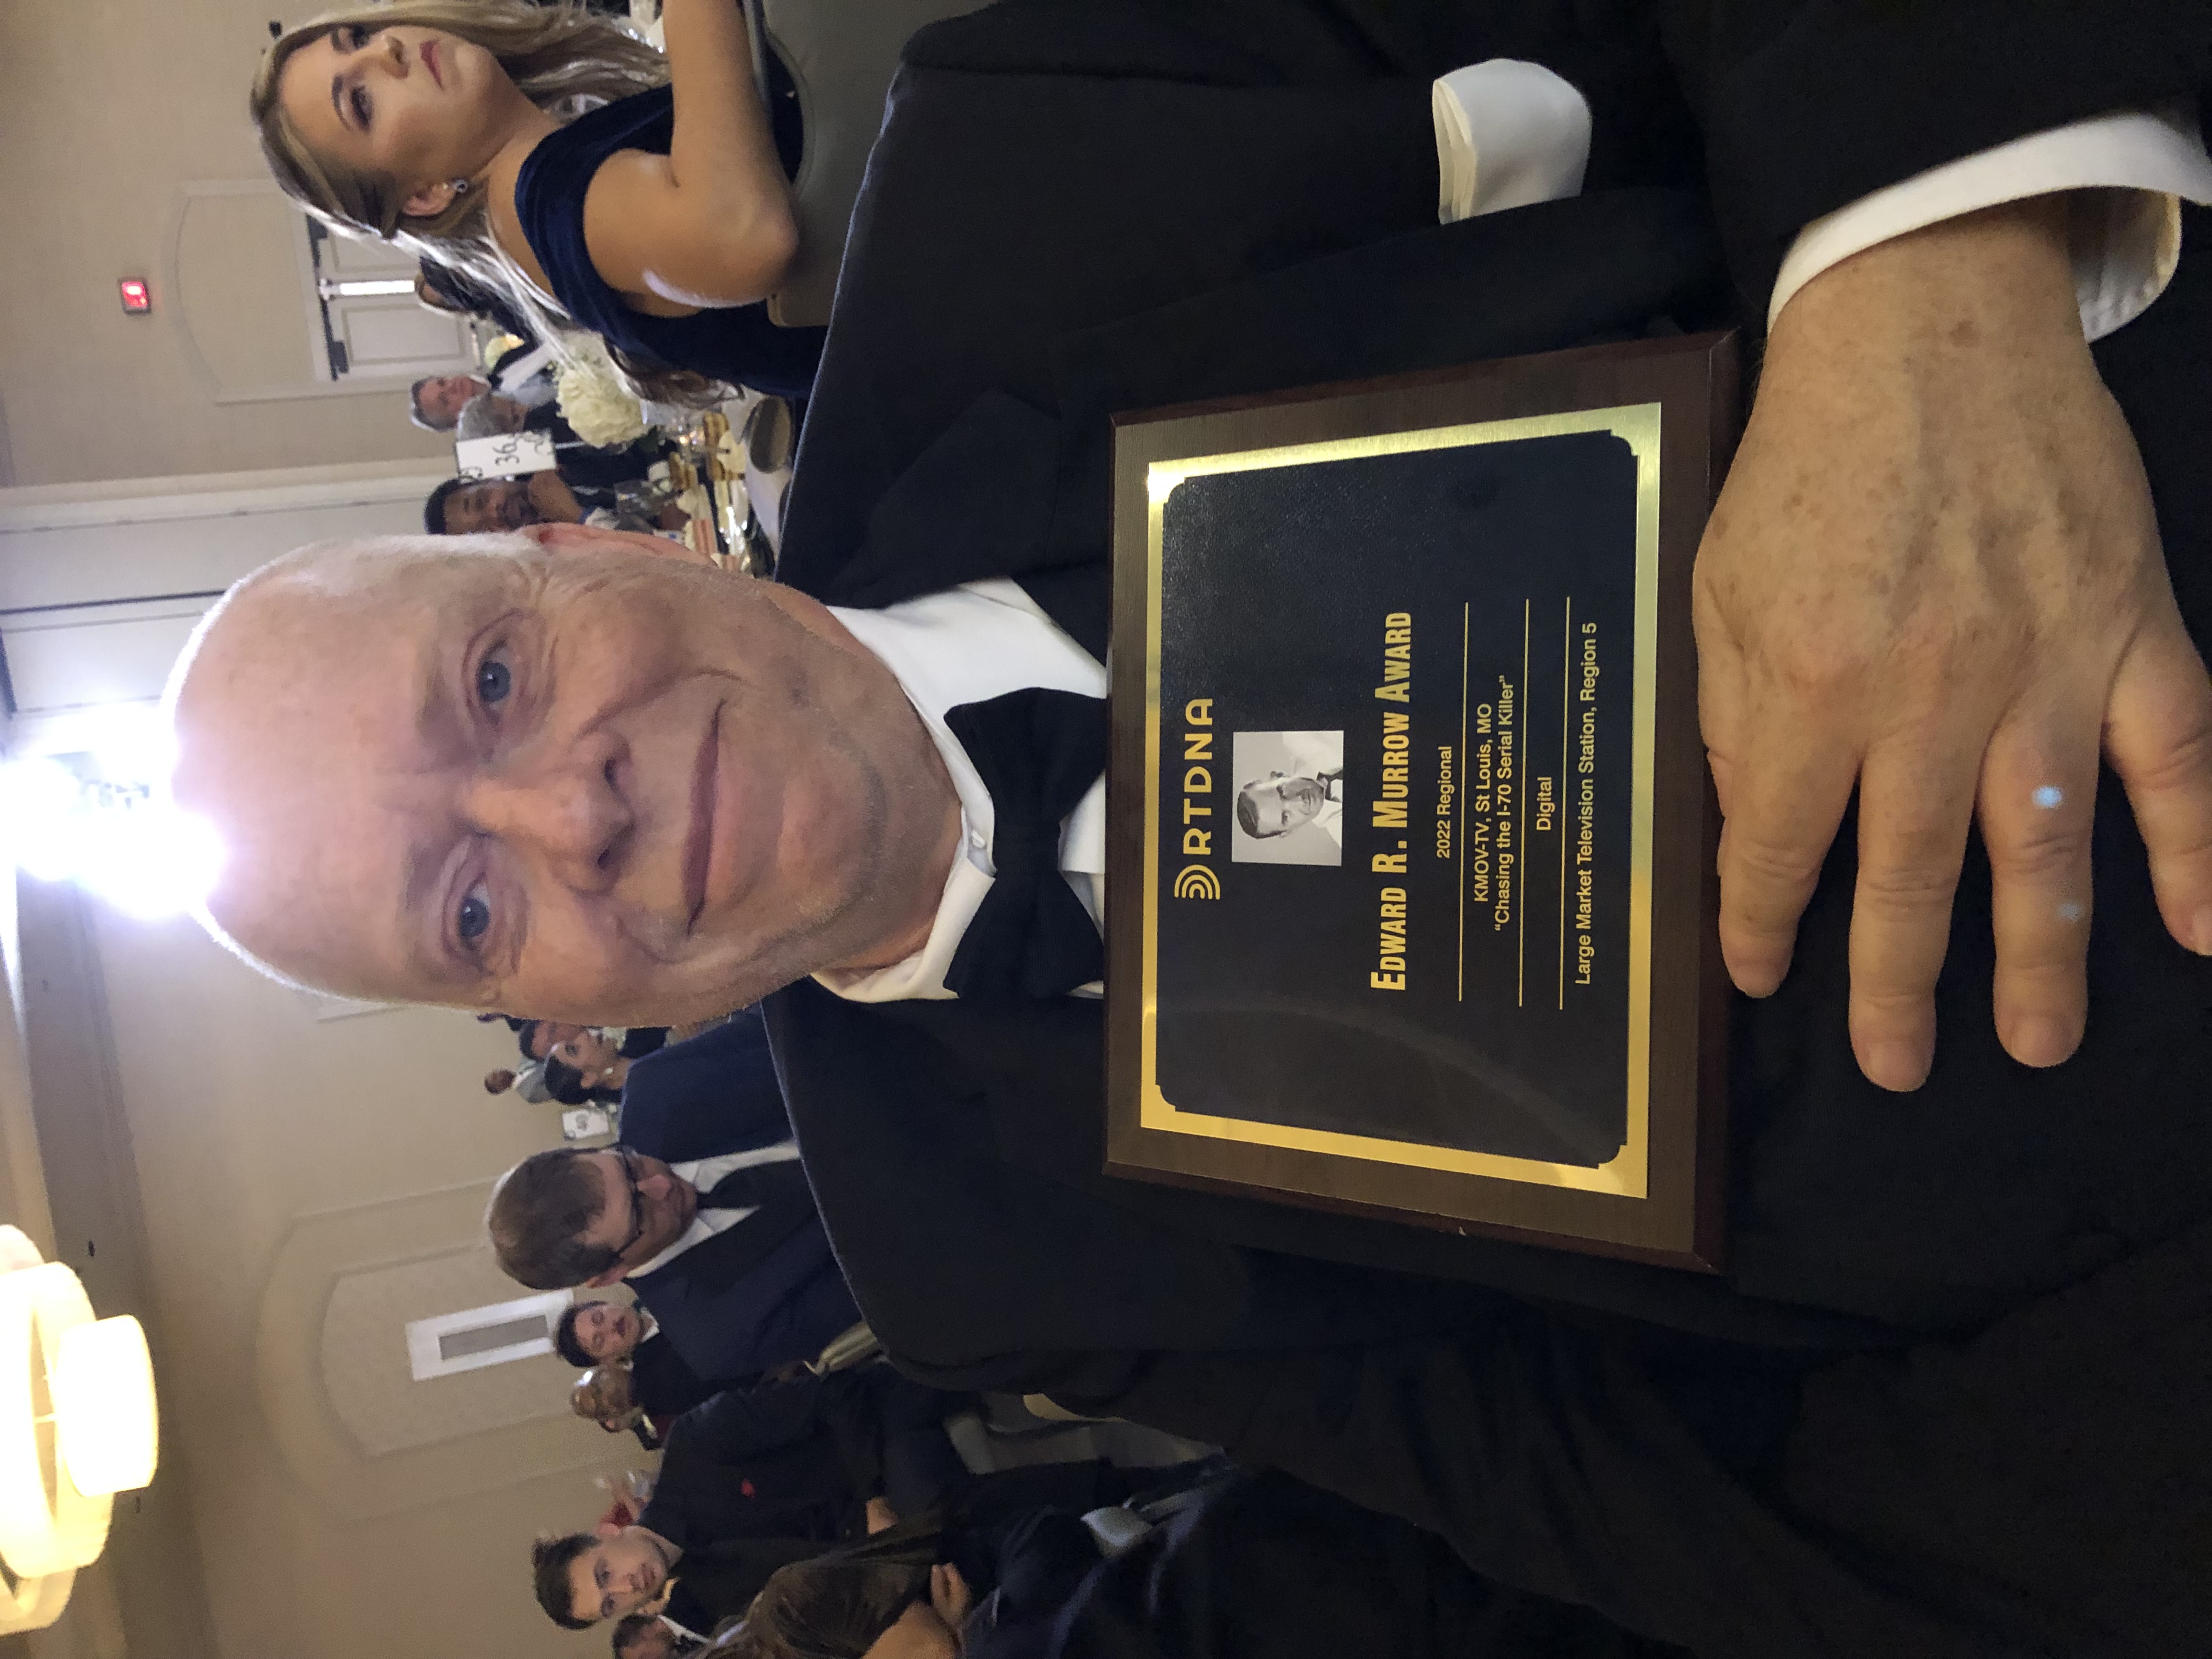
[{"xmin": 252, "ymin": 0, "xmax": 821, "ymax": 403}]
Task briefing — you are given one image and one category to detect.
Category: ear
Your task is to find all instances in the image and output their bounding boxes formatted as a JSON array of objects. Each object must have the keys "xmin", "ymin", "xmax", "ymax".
[
  {"xmin": 401, "ymin": 177, "xmax": 461, "ymax": 219},
  {"xmin": 594, "ymin": 1520, "xmax": 623, "ymax": 1539}
]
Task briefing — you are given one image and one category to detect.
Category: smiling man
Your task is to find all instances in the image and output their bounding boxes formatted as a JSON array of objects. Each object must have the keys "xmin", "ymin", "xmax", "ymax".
[
  {"xmin": 170, "ymin": 5, "xmax": 2212, "ymax": 1634},
  {"xmin": 171, "ymin": 527, "xmax": 959, "ymax": 1025}
]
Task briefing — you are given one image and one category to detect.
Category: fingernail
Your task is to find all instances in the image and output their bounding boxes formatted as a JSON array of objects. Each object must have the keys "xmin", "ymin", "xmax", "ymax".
[
  {"xmin": 1863, "ymin": 1040, "xmax": 1929, "ymax": 1093},
  {"xmin": 1728, "ymin": 953, "xmax": 1786, "ymax": 999},
  {"xmin": 2010, "ymin": 1015, "xmax": 2075, "ymax": 1070}
]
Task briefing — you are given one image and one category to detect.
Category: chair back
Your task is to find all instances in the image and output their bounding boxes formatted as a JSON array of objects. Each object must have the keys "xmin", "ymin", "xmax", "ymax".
[{"xmin": 751, "ymin": 0, "xmax": 989, "ymax": 328}]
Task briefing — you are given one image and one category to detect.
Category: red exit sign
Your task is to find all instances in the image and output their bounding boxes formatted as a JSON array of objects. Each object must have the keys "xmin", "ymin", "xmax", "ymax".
[{"xmin": 118, "ymin": 279, "xmax": 151, "ymax": 314}]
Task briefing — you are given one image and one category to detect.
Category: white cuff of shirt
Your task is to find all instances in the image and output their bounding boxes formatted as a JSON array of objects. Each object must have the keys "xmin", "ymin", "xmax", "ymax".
[
  {"xmin": 1771, "ymin": 108, "xmax": 2212, "ymax": 342},
  {"xmin": 1433, "ymin": 60, "xmax": 1591, "ymax": 224}
]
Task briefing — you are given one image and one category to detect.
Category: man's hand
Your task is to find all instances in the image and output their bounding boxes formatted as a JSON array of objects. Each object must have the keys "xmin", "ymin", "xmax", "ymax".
[
  {"xmin": 865, "ymin": 1496, "xmax": 899, "ymax": 1533},
  {"xmin": 1697, "ymin": 195, "xmax": 2212, "ymax": 1091}
]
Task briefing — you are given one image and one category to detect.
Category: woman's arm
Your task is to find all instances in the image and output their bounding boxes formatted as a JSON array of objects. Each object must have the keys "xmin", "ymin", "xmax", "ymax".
[{"xmin": 580, "ymin": 0, "xmax": 798, "ymax": 314}]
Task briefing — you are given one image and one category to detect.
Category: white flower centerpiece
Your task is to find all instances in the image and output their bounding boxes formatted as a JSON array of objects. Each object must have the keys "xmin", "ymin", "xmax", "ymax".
[{"xmin": 554, "ymin": 335, "xmax": 651, "ymax": 448}]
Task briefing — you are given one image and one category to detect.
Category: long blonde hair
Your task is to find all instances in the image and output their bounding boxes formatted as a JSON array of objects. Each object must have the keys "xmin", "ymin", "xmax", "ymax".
[{"xmin": 252, "ymin": 2, "xmax": 722, "ymax": 405}]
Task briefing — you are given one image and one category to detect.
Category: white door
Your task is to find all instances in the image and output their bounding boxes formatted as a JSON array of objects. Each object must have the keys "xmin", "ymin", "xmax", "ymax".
[{"xmin": 303, "ymin": 222, "xmax": 477, "ymax": 380}]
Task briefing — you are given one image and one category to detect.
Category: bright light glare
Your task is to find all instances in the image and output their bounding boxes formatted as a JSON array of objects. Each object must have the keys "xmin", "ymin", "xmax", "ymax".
[
  {"xmin": 0, "ymin": 761, "xmax": 83, "ymax": 884},
  {"xmin": 0, "ymin": 759, "xmax": 224, "ymax": 919}
]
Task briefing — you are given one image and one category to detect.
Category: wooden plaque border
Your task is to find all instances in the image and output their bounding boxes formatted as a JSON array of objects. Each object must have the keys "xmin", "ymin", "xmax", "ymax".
[{"xmin": 1104, "ymin": 332, "xmax": 1739, "ymax": 1271}]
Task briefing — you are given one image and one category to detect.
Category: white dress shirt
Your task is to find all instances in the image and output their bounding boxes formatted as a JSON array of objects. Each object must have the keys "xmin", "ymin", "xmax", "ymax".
[
  {"xmin": 820, "ymin": 581, "xmax": 1108, "ymax": 1002},
  {"xmin": 1770, "ymin": 107, "xmax": 2212, "ymax": 341},
  {"xmin": 1432, "ymin": 63, "xmax": 2212, "ymax": 343},
  {"xmin": 625, "ymin": 1145, "xmax": 803, "ymax": 1280}
]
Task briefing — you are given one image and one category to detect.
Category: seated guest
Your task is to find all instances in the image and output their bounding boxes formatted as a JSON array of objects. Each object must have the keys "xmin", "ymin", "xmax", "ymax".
[
  {"xmin": 535, "ymin": 1032, "xmax": 634, "ymax": 1107},
  {"xmin": 410, "ymin": 357, "xmax": 555, "ymax": 440},
  {"xmin": 426, "ymin": 472, "xmax": 578, "ymax": 535},
  {"xmin": 409, "ymin": 371, "xmax": 498, "ymax": 434},
  {"xmin": 534, "ymin": 1368, "xmax": 964, "ymax": 1632},
  {"xmin": 256, "ymin": 0, "xmax": 821, "ymax": 404},
  {"xmin": 521, "ymin": 1020, "xmax": 670, "ymax": 1066},
  {"xmin": 556, "ymin": 1296, "xmax": 725, "ymax": 1422},
  {"xmin": 540, "ymin": 1372, "xmax": 1146, "ymax": 1635},
  {"xmin": 537, "ymin": 1520, "xmax": 822, "ymax": 1641},
  {"xmin": 454, "ymin": 386, "xmax": 554, "ymax": 442},
  {"xmin": 571, "ymin": 1363, "xmax": 664, "ymax": 1451},
  {"xmin": 613, "ymin": 1613, "xmax": 702, "ymax": 1659},
  {"xmin": 550, "ymin": 1028, "xmax": 638, "ymax": 1094},
  {"xmin": 486, "ymin": 1131, "xmax": 861, "ymax": 1383},
  {"xmin": 427, "ymin": 465, "xmax": 689, "ymax": 541}
]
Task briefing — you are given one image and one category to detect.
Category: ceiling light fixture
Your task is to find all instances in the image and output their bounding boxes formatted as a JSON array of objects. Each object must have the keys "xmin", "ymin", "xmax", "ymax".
[{"xmin": 0, "ymin": 1228, "xmax": 159, "ymax": 1634}]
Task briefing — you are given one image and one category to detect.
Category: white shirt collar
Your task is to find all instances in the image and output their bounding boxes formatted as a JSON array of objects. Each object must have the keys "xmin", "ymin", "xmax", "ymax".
[
  {"xmin": 623, "ymin": 1146, "xmax": 800, "ymax": 1279},
  {"xmin": 819, "ymin": 580, "xmax": 1107, "ymax": 1002}
]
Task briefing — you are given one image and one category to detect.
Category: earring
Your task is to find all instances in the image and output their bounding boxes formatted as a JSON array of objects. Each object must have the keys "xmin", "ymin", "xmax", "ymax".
[{"xmin": 448, "ymin": 177, "xmax": 471, "ymax": 196}]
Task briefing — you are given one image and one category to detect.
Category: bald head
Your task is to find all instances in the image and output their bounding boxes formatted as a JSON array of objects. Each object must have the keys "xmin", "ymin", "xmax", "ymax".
[
  {"xmin": 171, "ymin": 536, "xmax": 517, "ymax": 994},
  {"xmin": 166, "ymin": 528, "xmax": 957, "ymax": 1022}
]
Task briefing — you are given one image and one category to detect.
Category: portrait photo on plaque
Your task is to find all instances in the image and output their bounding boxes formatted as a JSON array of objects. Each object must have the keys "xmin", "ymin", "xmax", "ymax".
[
  {"xmin": 1229, "ymin": 730, "xmax": 1346, "ymax": 866},
  {"xmin": 1105, "ymin": 335, "xmax": 1737, "ymax": 1267}
]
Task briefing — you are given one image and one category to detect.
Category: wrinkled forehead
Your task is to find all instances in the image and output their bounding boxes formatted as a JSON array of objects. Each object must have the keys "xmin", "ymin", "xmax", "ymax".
[{"xmin": 170, "ymin": 541, "xmax": 533, "ymax": 994}]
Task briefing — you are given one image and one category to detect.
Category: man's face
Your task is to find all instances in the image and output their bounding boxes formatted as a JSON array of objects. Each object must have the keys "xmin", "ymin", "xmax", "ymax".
[
  {"xmin": 554, "ymin": 1028, "xmax": 621, "ymax": 1076},
  {"xmin": 171, "ymin": 532, "xmax": 939, "ymax": 1024},
  {"xmin": 571, "ymin": 1298, "xmax": 645, "ymax": 1362},
  {"xmin": 1243, "ymin": 773, "xmax": 1327, "ymax": 837},
  {"xmin": 442, "ymin": 478, "xmax": 541, "ymax": 535},
  {"xmin": 525, "ymin": 1020, "xmax": 590, "ymax": 1060},
  {"xmin": 574, "ymin": 1150, "xmax": 696, "ymax": 1278},
  {"xmin": 570, "ymin": 1528, "xmax": 671, "ymax": 1624},
  {"xmin": 419, "ymin": 373, "xmax": 489, "ymax": 426}
]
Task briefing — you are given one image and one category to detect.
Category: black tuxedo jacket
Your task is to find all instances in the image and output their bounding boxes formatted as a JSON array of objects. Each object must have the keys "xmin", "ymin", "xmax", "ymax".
[
  {"xmin": 769, "ymin": 0, "xmax": 2212, "ymax": 1358},
  {"xmin": 753, "ymin": 2, "xmax": 2212, "ymax": 1651}
]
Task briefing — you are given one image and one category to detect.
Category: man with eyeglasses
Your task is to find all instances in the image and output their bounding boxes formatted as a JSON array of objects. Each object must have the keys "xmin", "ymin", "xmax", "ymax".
[{"xmin": 488, "ymin": 1111, "xmax": 861, "ymax": 1383}]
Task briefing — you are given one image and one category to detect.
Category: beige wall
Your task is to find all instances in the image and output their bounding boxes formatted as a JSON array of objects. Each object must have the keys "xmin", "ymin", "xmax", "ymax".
[
  {"xmin": 0, "ymin": 0, "xmax": 454, "ymax": 487},
  {"xmin": 14, "ymin": 877, "xmax": 645, "ymax": 1659}
]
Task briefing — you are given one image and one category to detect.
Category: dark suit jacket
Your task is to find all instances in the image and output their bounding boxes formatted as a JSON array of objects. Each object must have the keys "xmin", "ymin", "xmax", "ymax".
[
  {"xmin": 641, "ymin": 1373, "xmax": 888, "ymax": 1549},
  {"xmin": 618, "ymin": 1010, "xmax": 789, "ymax": 1163},
  {"xmin": 629, "ymin": 1330, "xmax": 720, "ymax": 1423},
  {"xmin": 618, "ymin": 1016, "xmax": 863, "ymax": 1378},
  {"xmin": 967, "ymin": 1473, "xmax": 1689, "ymax": 1659},
  {"xmin": 754, "ymin": 2, "xmax": 2212, "ymax": 1652},
  {"xmin": 659, "ymin": 1537, "xmax": 826, "ymax": 1638}
]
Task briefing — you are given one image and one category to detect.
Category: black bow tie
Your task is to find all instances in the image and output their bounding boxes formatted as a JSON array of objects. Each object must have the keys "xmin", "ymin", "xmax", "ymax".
[
  {"xmin": 941, "ymin": 687, "xmax": 1109, "ymax": 1002},
  {"xmin": 697, "ymin": 1159, "xmax": 811, "ymax": 1214}
]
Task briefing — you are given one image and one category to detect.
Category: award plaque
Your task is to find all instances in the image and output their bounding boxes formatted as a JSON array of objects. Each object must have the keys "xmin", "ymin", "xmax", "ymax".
[{"xmin": 1105, "ymin": 334, "xmax": 1737, "ymax": 1269}]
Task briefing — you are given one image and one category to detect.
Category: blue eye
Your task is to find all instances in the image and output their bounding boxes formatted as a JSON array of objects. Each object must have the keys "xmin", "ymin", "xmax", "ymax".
[
  {"xmin": 458, "ymin": 881, "xmax": 492, "ymax": 945},
  {"xmin": 476, "ymin": 653, "xmax": 511, "ymax": 708}
]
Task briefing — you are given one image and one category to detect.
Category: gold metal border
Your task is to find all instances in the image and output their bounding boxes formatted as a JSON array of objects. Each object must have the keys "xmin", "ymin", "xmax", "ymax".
[{"xmin": 1138, "ymin": 404, "xmax": 1662, "ymax": 1197}]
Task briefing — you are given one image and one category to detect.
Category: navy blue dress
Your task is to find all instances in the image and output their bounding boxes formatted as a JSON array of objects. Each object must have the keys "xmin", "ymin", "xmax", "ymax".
[{"xmin": 514, "ymin": 82, "xmax": 826, "ymax": 399}]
